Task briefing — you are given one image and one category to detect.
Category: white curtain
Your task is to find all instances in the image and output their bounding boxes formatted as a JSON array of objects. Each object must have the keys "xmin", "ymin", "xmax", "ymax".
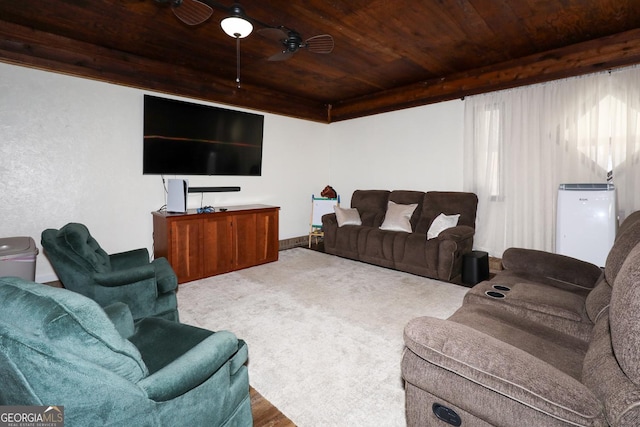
[
  {"xmin": 464, "ymin": 66, "xmax": 640, "ymax": 257},
  {"xmin": 610, "ymin": 68, "xmax": 640, "ymax": 218}
]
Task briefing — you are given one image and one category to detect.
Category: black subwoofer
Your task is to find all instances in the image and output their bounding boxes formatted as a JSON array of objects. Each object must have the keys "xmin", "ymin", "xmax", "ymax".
[{"xmin": 462, "ymin": 250, "xmax": 490, "ymax": 286}]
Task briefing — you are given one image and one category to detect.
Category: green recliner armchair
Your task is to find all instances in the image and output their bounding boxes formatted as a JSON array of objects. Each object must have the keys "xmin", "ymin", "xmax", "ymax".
[
  {"xmin": 0, "ymin": 277, "xmax": 253, "ymax": 426},
  {"xmin": 41, "ymin": 222, "xmax": 178, "ymax": 321}
]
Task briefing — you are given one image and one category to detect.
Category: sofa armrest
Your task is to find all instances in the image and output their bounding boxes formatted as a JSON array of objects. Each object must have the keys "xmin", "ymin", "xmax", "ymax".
[
  {"xmin": 435, "ymin": 226, "xmax": 475, "ymax": 281},
  {"xmin": 322, "ymin": 213, "xmax": 339, "ymax": 250},
  {"xmin": 322, "ymin": 212, "xmax": 337, "ymax": 227},
  {"xmin": 403, "ymin": 316, "xmax": 603, "ymax": 424},
  {"xmin": 137, "ymin": 330, "xmax": 240, "ymax": 401},
  {"xmin": 103, "ymin": 302, "xmax": 135, "ymax": 339},
  {"xmin": 437, "ymin": 225, "xmax": 475, "ymax": 242},
  {"xmin": 502, "ymin": 247, "xmax": 602, "ymax": 289},
  {"xmin": 90, "ymin": 270, "xmax": 159, "ymax": 318},
  {"xmin": 93, "ymin": 264, "xmax": 157, "ymax": 288},
  {"xmin": 151, "ymin": 257, "xmax": 178, "ymax": 293},
  {"xmin": 110, "ymin": 248, "xmax": 150, "ymax": 270}
]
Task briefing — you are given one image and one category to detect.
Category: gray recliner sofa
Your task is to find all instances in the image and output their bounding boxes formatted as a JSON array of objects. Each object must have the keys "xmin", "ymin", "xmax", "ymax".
[
  {"xmin": 322, "ymin": 190, "xmax": 478, "ymax": 283},
  {"xmin": 402, "ymin": 211, "xmax": 640, "ymax": 426}
]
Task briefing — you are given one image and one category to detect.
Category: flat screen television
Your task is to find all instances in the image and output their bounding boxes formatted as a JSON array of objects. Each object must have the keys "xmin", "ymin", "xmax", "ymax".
[{"xmin": 143, "ymin": 95, "xmax": 264, "ymax": 175}]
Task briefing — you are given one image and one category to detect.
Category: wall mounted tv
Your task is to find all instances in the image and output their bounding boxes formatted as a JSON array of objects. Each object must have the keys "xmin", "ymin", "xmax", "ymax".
[{"xmin": 143, "ymin": 95, "xmax": 264, "ymax": 176}]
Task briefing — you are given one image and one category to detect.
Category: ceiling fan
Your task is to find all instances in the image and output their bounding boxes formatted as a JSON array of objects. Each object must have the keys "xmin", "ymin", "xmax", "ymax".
[
  {"xmin": 154, "ymin": 0, "xmax": 214, "ymax": 26},
  {"xmin": 153, "ymin": 1, "xmax": 334, "ymax": 86},
  {"xmin": 258, "ymin": 27, "xmax": 334, "ymax": 61}
]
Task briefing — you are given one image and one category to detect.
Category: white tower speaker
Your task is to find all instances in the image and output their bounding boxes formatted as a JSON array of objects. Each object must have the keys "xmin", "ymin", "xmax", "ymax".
[{"xmin": 167, "ymin": 179, "xmax": 188, "ymax": 213}]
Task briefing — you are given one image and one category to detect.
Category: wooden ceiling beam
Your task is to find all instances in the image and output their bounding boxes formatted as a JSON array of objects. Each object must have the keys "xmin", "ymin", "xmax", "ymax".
[
  {"xmin": 0, "ymin": 21, "xmax": 329, "ymax": 123},
  {"xmin": 2, "ymin": 19, "xmax": 640, "ymax": 124},
  {"xmin": 329, "ymin": 28, "xmax": 640, "ymax": 122}
]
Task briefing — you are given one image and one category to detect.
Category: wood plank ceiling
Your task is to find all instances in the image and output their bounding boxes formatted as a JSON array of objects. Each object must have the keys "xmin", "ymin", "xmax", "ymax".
[{"xmin": 1, "ymin": 1, "xmax": 640, "ymax": 122}]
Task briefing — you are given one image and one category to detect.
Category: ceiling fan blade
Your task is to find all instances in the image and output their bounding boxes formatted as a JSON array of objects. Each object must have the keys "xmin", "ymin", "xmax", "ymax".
[
  {"xmin": 268, "ymin": 50, "xmax": 295, "ymax": 61},
  {"xmin": 172, "ymin": 0, "xmax": 213, "ymax": 26},
  {"xmin": 257, "ymin": 27, "xmax": 288, "ymax": 42},
  {"xmin": 305, "ymin": 34, "xmax": 334, "ymax": 54}
]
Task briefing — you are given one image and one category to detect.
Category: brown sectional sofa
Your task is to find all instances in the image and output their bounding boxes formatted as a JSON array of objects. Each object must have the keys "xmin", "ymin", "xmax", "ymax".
[
  {"xmin": 402, "ymin": 211, "xmax": 640, "ymax": 426},
  {"xmin": 321, "ymin": 190, "xmax": 478, "ymax": 283}
]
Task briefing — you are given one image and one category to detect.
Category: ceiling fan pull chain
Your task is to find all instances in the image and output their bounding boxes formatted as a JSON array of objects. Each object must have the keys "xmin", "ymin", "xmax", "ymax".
[{"xmin": 235, "ymin": 35, "xmax": 241, "ymax": 89}]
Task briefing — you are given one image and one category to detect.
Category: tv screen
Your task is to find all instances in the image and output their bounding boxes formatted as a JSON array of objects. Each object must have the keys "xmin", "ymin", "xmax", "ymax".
[{"xmin": 143, "ymin": 95, "xmax": 264, "ymax": 175}]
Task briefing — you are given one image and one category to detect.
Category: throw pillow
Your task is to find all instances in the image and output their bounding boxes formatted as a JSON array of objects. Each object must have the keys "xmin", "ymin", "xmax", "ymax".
[
  {"xmin": 427, "ymin": 213, "xmax": 460, "ymax": 239},
  {"xmin": 380, "ymin": 201, "xmax": 418, "ymax": 232},
  {"xmin": 334, "ymin": 206, "xmax": 362, "ymax": 227}
]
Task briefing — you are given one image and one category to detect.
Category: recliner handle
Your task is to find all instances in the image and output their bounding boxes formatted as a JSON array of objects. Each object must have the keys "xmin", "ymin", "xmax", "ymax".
[{"xmin": 433, "ymin": 403, "xmax": 462, "ymax": 426}]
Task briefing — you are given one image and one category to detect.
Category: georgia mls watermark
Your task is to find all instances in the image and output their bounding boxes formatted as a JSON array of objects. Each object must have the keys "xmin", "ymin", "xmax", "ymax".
[{"xmin": 0, "ymin": 406, "xmax": 64, "ymax": 427}]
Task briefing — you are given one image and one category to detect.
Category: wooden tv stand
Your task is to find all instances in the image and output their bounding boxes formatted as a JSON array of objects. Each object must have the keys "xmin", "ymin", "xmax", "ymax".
[{"xmin": 152, "ymin": 204, "xmax": 279, "ymax": 284}]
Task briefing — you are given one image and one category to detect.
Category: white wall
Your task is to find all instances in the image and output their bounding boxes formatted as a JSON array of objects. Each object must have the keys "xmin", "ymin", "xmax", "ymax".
[
  {"xmin": 0, "ymin": 62, "xmax": 464, "ymax": 283},
  {"xmin": 0, "ymin": 63, "xmax": 330, "ymax": 282},
  {"xmin": 328, "ymin": 100, "xmax": 465, "ymax": 206}
]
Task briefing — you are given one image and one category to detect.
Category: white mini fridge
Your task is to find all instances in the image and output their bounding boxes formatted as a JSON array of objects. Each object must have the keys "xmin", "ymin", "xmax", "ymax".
[{"xmin": 556, "ymin": 183, "xmax": 616, "ymax": 267}]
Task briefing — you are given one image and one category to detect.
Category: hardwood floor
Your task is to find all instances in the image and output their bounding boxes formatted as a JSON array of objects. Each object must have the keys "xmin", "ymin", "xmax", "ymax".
[
  {"xmin": 250, "ymin": 387, "xmax": 296, "ymax": 426},
  {"xmin": 44, "ymin": 281, "xmax": 295, "ymax": 425}
]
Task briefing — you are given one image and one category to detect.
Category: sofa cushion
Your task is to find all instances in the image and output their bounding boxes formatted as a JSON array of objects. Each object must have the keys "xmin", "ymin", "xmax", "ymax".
[
  {"xmin": 351, "ymin": 190, "xmax": 389, "ymax": 227},
  {"xmin": 463, "ymin": 279, "xmax": 593, "ymax": 342},
  {"xmin": 427, "ymin": 213, "xmax": 460, "ymax": 239},
  {"xmin": 393, "ymin": 234, "xmax": 440, "ymax": 278},
  {"xmin": 617, "ymin": 210, "xmax": 640, "ymax": 237},
  {"xmin": 448, "ymin": 304, "xmax": 589, "ymax": 379},
  {"xmin": 584, "ymin": 279, "xmax": 612, "ymax": 324},
  {"xmin": 582, "ymin": 312, "xmax": 640, "ymax": 425},
  {"xmin": 610, "ymin": 241, "xmax": 640, "ymax": 386},
  {"xmin": 358, "ymin": 228, "xmax": 398, "ymax": 267},
  {"xmin": 333, "ymin": 224, "xmax": 363, "ymax": 259},
  {"xmin": 501, "ymin": 248, "xmax": 602, "ymax": 292},
  {"xmin": 403, "ymin": 313, "xmax": 601, "ymax": 425},
  {"xmin": 389, "ymin": 190, "xmax": 425, "ymax": 230},
  {"xmin": 334, "ymin": 206, "xmax": 362, "ymax": 227},
  {"xmin": 467, "ymin": 281, "xmax": 588, "ymax": 321},
  {"xmin": 380, "ymin": 201, "xmax": 417, "ymax": 232},
  {"xmin": 604, "ymin": 215, "xmax": 640, "ymax": 286},
  {"xmin": 417, "ymin": 191, "xmax": 478, "ymax": 233}
]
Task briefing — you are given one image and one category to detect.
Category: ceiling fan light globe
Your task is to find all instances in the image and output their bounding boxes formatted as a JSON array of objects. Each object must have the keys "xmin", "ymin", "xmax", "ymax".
[{"xmin": 221, "ymin": 16, "xmax": 253, "ymax": 38}]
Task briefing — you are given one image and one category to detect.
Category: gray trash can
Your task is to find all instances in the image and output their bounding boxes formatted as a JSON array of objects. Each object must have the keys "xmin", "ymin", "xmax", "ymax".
[{"xmin": 0, "ymin": 236, "xmax": 39, "ymax": 281}]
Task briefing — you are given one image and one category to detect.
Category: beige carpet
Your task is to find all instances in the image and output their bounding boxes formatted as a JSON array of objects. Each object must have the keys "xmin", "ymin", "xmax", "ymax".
[{"xmin": 177, "ymin": 248, "xmax": 468, "ymax": 426}]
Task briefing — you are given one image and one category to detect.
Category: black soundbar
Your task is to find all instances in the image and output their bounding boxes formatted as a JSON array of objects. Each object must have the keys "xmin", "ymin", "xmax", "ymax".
[{"xmin": 188, "ymin": 186, "xmax": 241, "ymax": 193}]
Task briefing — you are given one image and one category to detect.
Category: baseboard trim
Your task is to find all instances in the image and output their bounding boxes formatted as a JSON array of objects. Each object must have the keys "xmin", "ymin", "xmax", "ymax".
[
  {"xmin": 36, "ymin": 273, "xmax": 59, "ymax": 284},
  {"xmin": 279, "ymin": 235, "xmax": 309, "ymax": 250}
]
